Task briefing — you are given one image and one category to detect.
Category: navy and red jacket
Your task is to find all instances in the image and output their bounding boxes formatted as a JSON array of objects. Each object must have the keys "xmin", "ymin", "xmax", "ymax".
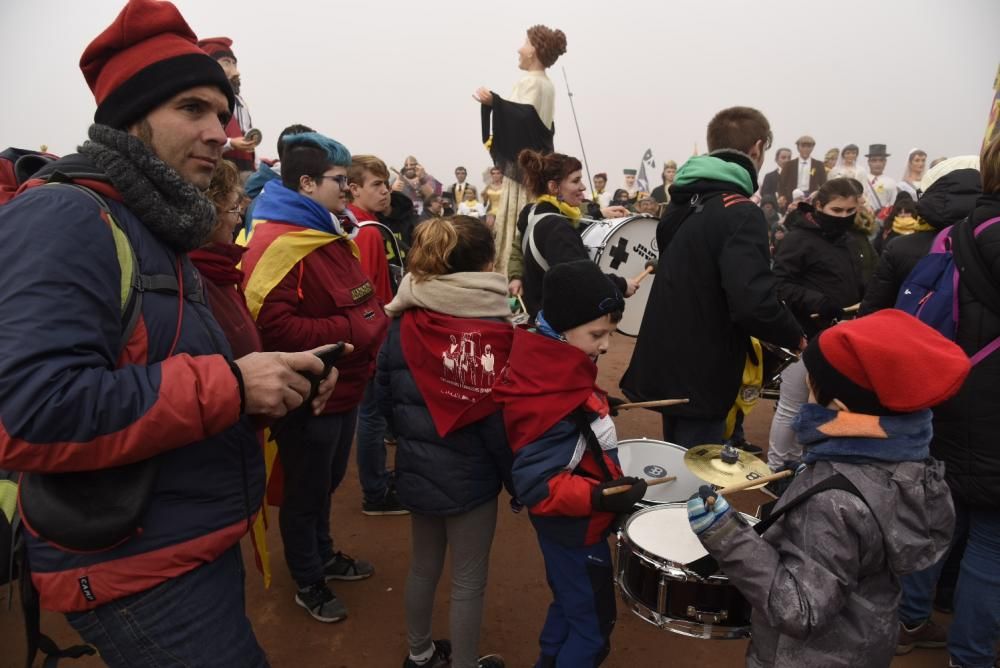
[
  {"xmin": 493, "ymin": 328, "xmax": 623, "ymax": 547},
  {"xmin": 0, "ymin": 155, "xmax": 262, "ymax": 612}
]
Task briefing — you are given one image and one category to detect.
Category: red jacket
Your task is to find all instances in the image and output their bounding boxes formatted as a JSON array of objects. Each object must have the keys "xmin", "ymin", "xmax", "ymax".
[
  {"xmin": 222, "ymin": 115, "xmax": 254, "ymax": 172},
  {"xmin": 349, "ymin": 204, "xmax": 394, "ymax": 304},
  {"xmin": 242, "ymin": 222, "xmax": 389, "ymax": 412}
]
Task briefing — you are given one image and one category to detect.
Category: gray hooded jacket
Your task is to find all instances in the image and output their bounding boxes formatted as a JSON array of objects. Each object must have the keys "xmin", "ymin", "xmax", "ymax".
[{"xmin": 699, "ymin": 459, "xmax": 954, "ymax": 668}]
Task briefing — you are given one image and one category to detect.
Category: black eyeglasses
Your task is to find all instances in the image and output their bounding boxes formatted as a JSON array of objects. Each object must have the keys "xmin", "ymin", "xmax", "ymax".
[{"xmin": 316, "ymin": 174, "xmax": 349, "ymax": 188}]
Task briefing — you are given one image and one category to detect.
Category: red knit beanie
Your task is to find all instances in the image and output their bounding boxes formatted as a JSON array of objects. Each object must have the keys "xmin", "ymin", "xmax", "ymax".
[
  {"xmin": 80, "ymin": 0, "xmax": 235, "ymax": 129},
  {"xmin": 198, "ymin": 36, "xmax": 237, "ymax": 62},
  {"xmin": 803, "ymin": 310, "xmax": 971, "ymax": 414}
]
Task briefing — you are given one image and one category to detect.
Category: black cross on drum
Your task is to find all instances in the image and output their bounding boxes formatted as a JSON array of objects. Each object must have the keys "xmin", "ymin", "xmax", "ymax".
[{"xmin": 608, "ymin": 237, "xmax": 630, "ymax": 269}]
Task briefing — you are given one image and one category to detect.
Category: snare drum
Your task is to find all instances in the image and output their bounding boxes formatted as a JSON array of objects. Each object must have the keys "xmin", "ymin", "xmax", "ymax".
[
  {"xmin": 580, "ymin": 215, "xmax": 658, "ymax": 337},
  {"xmin": 616, "ymin": 504, "xmax": 755, "ymax": 639},
  {"xmin": 760, "ymin": 341, "xmax": 799, "ymax": 401},
  {"xmin": 616, "ymin": 439, "xmax": 702, "ymax": 506}
]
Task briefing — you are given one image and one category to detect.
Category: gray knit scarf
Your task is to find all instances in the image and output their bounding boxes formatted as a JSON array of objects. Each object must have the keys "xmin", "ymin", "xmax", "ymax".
[{"xmin": 79, "ymin": 124, "xmax": 216, "ymax": 252}]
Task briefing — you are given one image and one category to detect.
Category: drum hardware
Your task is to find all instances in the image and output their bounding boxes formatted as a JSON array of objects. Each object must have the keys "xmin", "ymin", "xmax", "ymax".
[
  {"xmin": 686, "ymin": 606, "xmax": 728, "ymax": 624},
  {"xmin": 511, "ymin": 294, "xmax": 530, "ymax": 325},
  {"xmin": 602, "ymin": 476, "xmax": 676, "ymax": 497},
  {"xmin": 614, "ymin": 398, "xmax": 689, "ymax": 411},
  {"xmin": 759, "ymin": 341, "xmax": 799, "ymax": 401},
  {"xmin": 683, "ymin": 445, "xmax": 772, "ymax": 488}
]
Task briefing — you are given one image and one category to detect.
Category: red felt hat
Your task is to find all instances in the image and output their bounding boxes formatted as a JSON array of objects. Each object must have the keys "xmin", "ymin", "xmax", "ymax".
[
  {"xmin": 80, "ymin": 0, "xmax": 234, "ymax": 129},
  {"xmin": 197, "ymin": 36, "xmax": 236, "ymax": 62},
  {"xmin": 803, "ymin": 310, "xmax": 971, "ymax": 414}
]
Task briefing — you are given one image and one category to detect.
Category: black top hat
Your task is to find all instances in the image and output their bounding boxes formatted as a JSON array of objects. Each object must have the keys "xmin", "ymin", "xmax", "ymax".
[{"xmin": 865, "ymin": 144, "xmax": 890, "ymax": 158}]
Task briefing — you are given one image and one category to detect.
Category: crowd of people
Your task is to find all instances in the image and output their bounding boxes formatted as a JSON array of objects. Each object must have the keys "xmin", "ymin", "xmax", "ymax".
[{"xmin": 0, "ymin": 2, "xmax": 998, "ymax": 668}]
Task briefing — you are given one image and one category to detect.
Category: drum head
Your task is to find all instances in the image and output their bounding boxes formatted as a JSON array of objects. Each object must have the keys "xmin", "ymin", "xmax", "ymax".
[
  {"xmin": 587, "ymin": 216, "xmax": 658, "ymax": 337},
  {"xmin": 625, "ymin": 505, "xmax": 708, "ymax": 565},
  {"xmin": 617, "ymin": 439, "xmax": 703, "ymax": 504}
]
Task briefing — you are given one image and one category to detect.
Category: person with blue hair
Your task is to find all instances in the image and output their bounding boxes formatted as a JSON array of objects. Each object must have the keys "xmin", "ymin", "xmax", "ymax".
[{"xmin": 243, "ymin": 131, "xmax": 390, "ymax": 623}]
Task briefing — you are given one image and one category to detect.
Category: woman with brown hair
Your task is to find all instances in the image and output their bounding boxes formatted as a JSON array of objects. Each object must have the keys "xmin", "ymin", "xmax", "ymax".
[
  {"xmin": 377, "ymin": 216, "xmax": 512, "ymax": 668},
  {"xmin": 474, "ymin": 25, "xmax": 567, "ymax": 280},
  {"xmin": 515, "ymin": 149, "xmax": 639, "ymax": 317},
  {"xmin": 190, "ymin": 159, "xmax": 262, "ymax": 358}
]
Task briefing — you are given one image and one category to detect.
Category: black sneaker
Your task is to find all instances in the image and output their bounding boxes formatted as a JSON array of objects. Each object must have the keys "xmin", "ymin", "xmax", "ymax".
[
  {"xmin": 478, "ymin": 654, "xmax": 505, "ymax": 668},
  {"xmin": 323, "ymin": 551, "xmax": 375, "ymax": 581},
  {"xmin": 294, "ymin": 582, "xmax": 347, "ymax": 623},
  {"xmin": 402, "ymin": 639, "xmax": 452, "ymax": 668},
  {"xmin": 363, "ymin": 488, "xmax": 410, "ymax": 516},
  {"xmin": 727, "ymin": 436, "xmax": 763, "ymax": 457}
]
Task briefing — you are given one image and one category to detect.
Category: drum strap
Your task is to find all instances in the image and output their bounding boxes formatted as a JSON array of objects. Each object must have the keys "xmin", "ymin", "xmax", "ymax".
[
  {"xmin": 685, "ymin": 473, "xmax": 868, "ymax": 579},
  {"xmin": 523, "ymin": 204, "xmax": 554, "ymax": 272},
  {"xmin": 571, "ymin": 409, "xmax": 615, "ymax": 481}
]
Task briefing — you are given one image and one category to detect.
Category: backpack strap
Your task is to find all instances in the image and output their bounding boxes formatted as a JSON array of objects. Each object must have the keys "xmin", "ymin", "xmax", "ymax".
[
  {"xmin": 953, "ymin": 216, "xmax": 1000, "ymax": 365},
  {"xmin": 43, "ymin": 182, "xmax": 143, "ymax": 354},
  {"xmin": 522, "ymin": 203, "xmax": 553, "ymax": 272}
]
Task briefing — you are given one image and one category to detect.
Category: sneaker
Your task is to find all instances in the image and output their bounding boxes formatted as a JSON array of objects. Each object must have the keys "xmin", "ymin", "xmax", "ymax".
[
  {"xmin": 363, "ymin": 488, "xmax": 410, "ymax": 516},
  {"xmin": 323, "ymin": 551, "xmax": 375, "ymax": 581},
  {"xmin": 735, "ymin": 440, "xmax": 764, "ymax": 456},
  {"xmin": 402, "ymin": 639, "xmax": 452, "ymax": 668},
  {"xmin": 896, "ymin": 619, "xmax": 948, "ymax": 655},
  {"xmin": 294, "ymin": 582, "xmax": 347, "ymax": 623},
  {"xmin": 477, "ymin": 654, "xmax": 505, "ymax": 668}
]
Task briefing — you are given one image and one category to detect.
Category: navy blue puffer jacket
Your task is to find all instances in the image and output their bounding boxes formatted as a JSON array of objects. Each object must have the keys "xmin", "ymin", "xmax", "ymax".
[{"xmin": 375, "ymin": 317, "xmax": 513, "ymax": 516}]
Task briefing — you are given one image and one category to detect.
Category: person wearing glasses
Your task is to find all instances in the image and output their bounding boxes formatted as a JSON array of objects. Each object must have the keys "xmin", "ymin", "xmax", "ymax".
[
  {"xmin": 778, "ymin": 134, "xmax": 827, "ymax": 202},
  {"xmin": 243, "ymin": 132, "xmax": 389, "ymax": 624}
]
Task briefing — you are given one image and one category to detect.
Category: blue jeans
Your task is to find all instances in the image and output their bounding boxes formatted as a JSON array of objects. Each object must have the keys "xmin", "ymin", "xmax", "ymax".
[
  {"xmin": 66, "ymin": 545, "xmax": 267, "ymax": 667},
  {"xmin": 276, "ymin": 409, "xmax": 358, "ymax": 588},
  {"xmin": 535, "ymin": 535, "xmax": 615, "ymax": 667},
  {"xmin": 899, "ymin": 503, "xmax": 1000, "ymax": 667},
  {"xmin": 661, "ymin": 414, "xmax": 726, "ymax": 449},
  {"xmin": 357, "ymin": 379, "xmax": 390, "ymax": 504}
]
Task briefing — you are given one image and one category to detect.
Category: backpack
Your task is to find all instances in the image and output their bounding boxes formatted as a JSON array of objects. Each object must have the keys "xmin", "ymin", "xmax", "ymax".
[
  {"xmin": 895, "ymin": 216, "xmax": 1000, "ymax": 365},
  {"xmin": 358, "ymin": 220, "xmax": 405, "ymax": 294},
  {"xmin": 0, "ymin": 148, "xmax": 57, "ymax": 204}
]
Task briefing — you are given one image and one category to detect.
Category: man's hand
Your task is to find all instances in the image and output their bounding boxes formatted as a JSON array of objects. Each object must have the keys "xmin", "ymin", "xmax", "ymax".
[
  {"xmin": 229, "ymin": 136, "xmax": 257, "ymax": 152},
  {"xmin": 624, "ymin": 280, "xmax": 639, "ymax": 297},
  {"xmin": 473, "ymin": 87, "xmax": 494, "ymax": 106},
  {"xmin": 235, "ymin": 344, "xmax": 353, "ymax": 418},
  {"xmin": 600, "ymin": 205, "xmax": 630, "ymax": 219},
  {"xmin": 508, "ymin": 278, "xmax": 523, "ymax": 297}
]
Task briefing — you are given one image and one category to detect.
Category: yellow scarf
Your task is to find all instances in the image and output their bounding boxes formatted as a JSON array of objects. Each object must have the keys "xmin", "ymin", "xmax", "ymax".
[
  {"xmin": 892, "ymin": 214, "xmax": 936, "ymax": 235},
  {"xmin": 536, "ymin": 194, "xmax": 582, "ymax": 226},
  {"xmin": 243, "ymin": 222, "xmax": 359, "ymax": 320}
]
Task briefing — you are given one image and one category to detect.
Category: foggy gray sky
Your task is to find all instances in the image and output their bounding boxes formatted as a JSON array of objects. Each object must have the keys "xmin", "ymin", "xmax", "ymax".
[{"xmin": 3, "ymin": 0, "xmax": 999, "ymax": 190}]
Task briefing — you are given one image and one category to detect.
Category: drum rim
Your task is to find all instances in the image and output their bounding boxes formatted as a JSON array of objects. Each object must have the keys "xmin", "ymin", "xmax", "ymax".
[{"xmin": 617, "ymin": 584, "xmax": 752, "ymax": 640}]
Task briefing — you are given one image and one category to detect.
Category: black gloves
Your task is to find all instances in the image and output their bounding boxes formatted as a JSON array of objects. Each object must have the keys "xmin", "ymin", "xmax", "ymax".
[
  {"xmin": 591, "ymin": 477, "xmax": 648, "ymax": 513},
  {"xmin": 608, "ymin": 396, "xmax": 627, "ymax": 417},
  {"xmin": 816, "ymin": 298, "xmax": 842, "ymax": 322}
]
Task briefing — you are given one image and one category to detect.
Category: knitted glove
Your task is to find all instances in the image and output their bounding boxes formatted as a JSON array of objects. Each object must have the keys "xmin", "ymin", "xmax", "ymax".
[
  {"xmin": 592, "ymin": 477, "xmax": 648, "ymax": 513},
  {"xmin": 687, "ymin": 485, "xmax": 731, "ymax": 536}
]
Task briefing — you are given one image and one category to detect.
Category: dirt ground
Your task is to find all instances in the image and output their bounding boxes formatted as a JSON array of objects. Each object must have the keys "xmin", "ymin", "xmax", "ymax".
[{"xmin": 1, "ymin": 336, "xmax": 954, "ymax": 668}]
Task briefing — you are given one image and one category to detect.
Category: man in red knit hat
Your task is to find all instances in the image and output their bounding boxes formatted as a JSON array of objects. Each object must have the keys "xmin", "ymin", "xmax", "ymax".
[
  {"xmin": 0, "ymin": 1, "xmax": 341, "ymax": 665},
  {"xmin": 198, "ymin": 36, "xmax": 259, "ymax": 180}
]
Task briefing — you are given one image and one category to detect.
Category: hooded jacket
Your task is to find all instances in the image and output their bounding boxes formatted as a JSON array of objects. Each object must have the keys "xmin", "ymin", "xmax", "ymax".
[
  {"xmin": 698, "ymin": 407, "xmax": 954, "ymax": 668},
  {"xmin": 621, "ymin": 151, "xmax": 802, "ymax": 419},
  {"xmin": 773, "ymin": 205, "xmax": 866, "ymax": 337},
  {"xmin": 931, "ymin": 192, "xmax": 1000, "ymax": 507},
  {"xmin": 861, "ymin": 169, "xmax": 982, "ymax": 314}
]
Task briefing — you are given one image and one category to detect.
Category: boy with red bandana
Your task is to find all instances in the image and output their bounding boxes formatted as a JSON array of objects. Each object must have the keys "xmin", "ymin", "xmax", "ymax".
[{"xmin": 493, "ymin": 260, "xmax": 645, "ymax": 667}]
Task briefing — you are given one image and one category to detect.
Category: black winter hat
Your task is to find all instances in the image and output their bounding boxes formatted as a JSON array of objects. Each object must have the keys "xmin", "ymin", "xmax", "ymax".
[{"xmin": 542, "ymin": 260, "xmax": 625, "ymax": 333}]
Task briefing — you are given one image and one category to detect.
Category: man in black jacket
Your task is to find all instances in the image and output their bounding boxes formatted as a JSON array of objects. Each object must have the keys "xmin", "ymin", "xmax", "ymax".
[
  {"xmin": 621, "ymin": 107, "xmax": 803, "ymax": 447},
  {"xmin": 861, "ymin": 159, "xmax": 982, "ymax": 314},
  {"xmin": 759, "ymin": 147, "xmax": 791, "ymax": 200}
]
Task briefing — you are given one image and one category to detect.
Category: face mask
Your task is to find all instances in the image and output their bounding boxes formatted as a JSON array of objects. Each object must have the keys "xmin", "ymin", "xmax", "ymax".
[{"xmin": 813, "ymin": 209, "xmax": 855, "ymax": 234}]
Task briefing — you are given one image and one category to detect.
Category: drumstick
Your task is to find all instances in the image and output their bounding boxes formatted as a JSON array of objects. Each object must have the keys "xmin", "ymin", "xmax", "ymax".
[
  {"xmin": 842, "ymin": 302, "xmax": 860, "ymax": 313},
  {"xmin": 704, "ymin": 469, "xmax": 793, "ymax": 509},
  {"xmin": 602, "ymin": 476, "xmax": 677, "ymax": 496},
  {"xmin": 614, "ymin": 398, "xmax": 689, "ymax": 410},
  {"xmin": 516, "ymin": 294, "xmax": 528, "ymax": 314},
  {"xmin": 631, "ymin": 260, "xmax": 657, "ymax": 285}
]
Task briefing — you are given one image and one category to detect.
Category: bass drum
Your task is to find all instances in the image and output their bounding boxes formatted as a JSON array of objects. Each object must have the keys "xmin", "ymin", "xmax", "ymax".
[{"xmin": 580, "ymin": 215, "xmax": 659, "ymax": 337}]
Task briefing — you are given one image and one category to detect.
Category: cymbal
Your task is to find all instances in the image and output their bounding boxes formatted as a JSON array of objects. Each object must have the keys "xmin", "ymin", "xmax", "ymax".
[{"xmin": 684, "ymin": 444, "xmax": 772, "ymax": 488}]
